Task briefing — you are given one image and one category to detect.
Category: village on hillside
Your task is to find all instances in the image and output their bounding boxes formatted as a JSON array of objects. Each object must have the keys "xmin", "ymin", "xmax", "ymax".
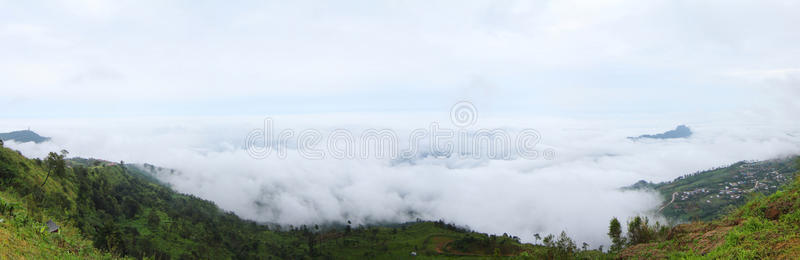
[{"xmin": 656, "ymin": 157, "xmax": 797, "ymax": 221}]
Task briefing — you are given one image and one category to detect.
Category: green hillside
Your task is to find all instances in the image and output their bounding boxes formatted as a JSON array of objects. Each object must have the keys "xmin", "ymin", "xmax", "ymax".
[
  {"xmin": 0, "ymin": 148, "xmax": 118, "ymax": 259},
  {"xmin": 628, "ymin": 156, "xmax": 798, "ymax": 222},
  {"xmin": 0, "ymin": 130, "xmax": 51, "ymax": 144},
  {"xmin": 6, "ymin": 140, "xmax": 797, "ymax": 259},
  {"xmin": 618, "ymin": 158, "xmax": 800, "ymax": 258},
  {"xmin": 0, "ymin": 145, "xmax": 607, "ymax": 259}
]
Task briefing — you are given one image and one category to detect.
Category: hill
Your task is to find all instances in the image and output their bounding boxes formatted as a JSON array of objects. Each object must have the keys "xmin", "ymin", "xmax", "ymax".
[
  {"xmin": 0, "ymin": 130, "xmax": 51, "ymax": 144},
  {"xmin": 3, "ymin": 140, "xmax": 799, "ymax": 258},
  {"xmin": 0, "ymin": 144, "xmax": 608, "ymax": 259},
  {"xmin": 0, "ymin": 148, "xmax": 120, "ymax": 258},
  {"xmin": 628, "ymin": 125, "xmax": 692, "ymax": 140},
  {"xmin": 627, "ymin": 156, "xmax": 798, "ymax": 222},
  {"xmin": 619, "ymin": 158, "xmax": 800, "ymax": 258}
]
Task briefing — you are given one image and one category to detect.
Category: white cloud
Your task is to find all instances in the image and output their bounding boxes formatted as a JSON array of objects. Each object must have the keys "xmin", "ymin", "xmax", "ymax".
[
  {"xmin": 1, "ymin": 0, "xmax": 799, "ymax": 116},
  {"xmin": 3, "ymin": 114, "xmax": 799, "ymax": 247},
  {"xmin": 2, "ymin": 0, "xmax": 800, "ymax": 248}
]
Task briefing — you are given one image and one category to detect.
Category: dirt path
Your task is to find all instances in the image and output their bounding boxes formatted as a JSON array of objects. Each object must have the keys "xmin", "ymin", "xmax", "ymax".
[
  {"xmin": 429, "ymin": 235, "xmax": 477, "ymax": 256},
  {"xmin": 428, "ymin": 235, "xmax": 521, "ymax": 257},
  {"xmin": 749, "ymin": 180, "xmax": 760, "ymax": 192},
  {"xmin": 433, "ymin": 238, "xmax": 450, "ymax": 253},
  {"xmin": 658, "ymin": 192, "xmax": 678, "ymax": 213}
]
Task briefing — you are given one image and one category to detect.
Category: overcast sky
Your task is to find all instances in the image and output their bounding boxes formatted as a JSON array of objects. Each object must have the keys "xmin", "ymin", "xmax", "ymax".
[
  {"xmin": 3, "ymin": 1, "xmax": 800, "ymax": 246},
  {"xmin": 1, "ymin": 0, "xmax": 798, "ymax": 119}
]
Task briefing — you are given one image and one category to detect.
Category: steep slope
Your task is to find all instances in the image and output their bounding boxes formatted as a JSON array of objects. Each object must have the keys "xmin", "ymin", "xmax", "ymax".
[
  {"xmin": 0, "ymin": 145, "xmax": 309, "ymax": 258},
  {"xmin": 0, "ymin": 149, "xmax": 117, "ymax": 258},
  {"xmin": 620, "ymin": 158, "xmax": 800, "ymax": 258},
  {"xmin": 628, "ymin": 156, "xmax": 798, "ymax": 222},
  {"xmin": 0, "ymin": 145, "xmax": 607, "ymax": 259},
  {"xmin": 0, "ymin": 195, "xmax": 118, "ymax": 259}
]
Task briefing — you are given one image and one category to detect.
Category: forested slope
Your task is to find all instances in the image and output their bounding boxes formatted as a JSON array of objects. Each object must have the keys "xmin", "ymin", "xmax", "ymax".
[
  {"xmin": 619, "ymin": 158, "xmax": 800, "ymax": 258},
  {"xmin": 1, "ymin": 145, "xmax": 605, "ymax": 259}
]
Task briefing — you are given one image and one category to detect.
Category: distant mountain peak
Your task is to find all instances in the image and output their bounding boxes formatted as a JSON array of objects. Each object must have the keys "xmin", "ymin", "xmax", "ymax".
[
  {"xmin": 0, "ymin": 130, "xmax": 51, "ymax": 143},
  {"xmin": 628, "ymin": 125, "xmax": 692, "ymax": 140}
]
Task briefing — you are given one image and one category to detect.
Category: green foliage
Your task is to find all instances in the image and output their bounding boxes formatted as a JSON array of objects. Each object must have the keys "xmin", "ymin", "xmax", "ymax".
[
  {"xmin": 0, "ymin": 130, "xmax": 50, "ymax": 144},
  {"xmin": 0, "ymin": 147, "xmax": 292, "ymax": 259},
  {"xmin": 608, "ymin": 217, "xmax": 624, "ymax": 252},
  {"xmin": 621, "ymin": 158, "xmax": 800, "ymax": 259},
  {"xmin": 625, "ymin": 216, "xmax": 668, "ymax": 245},
  {"xmin": 704, "ymin": 173, "xmax": 800, "ymax": 258},
  {"xmin": 645, "ymin": 156, "xmax": 798, "ymax": 222},
  {"xmin": 1, "ymin": 193, "xmax": 116, "ymax": 259},
  {"xmin": 0, "ymin": 198, "xmax": 18, "ymax": 217},
  {"xmin": 0, "ymin": 157, "xmax": 18, "ymax": 185},
  {"xmin": 4, "ymin": 146, "xmax": 617, "ymax": 259},
  {"xmin": 41, "ymin": 151, "xmax": 66, "ymax": 187}
]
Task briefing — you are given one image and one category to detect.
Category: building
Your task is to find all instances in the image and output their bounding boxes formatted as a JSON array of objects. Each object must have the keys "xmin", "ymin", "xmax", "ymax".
[{"xmin": 46, "ymin": 219, "xmax": 59, "ymax": 233}]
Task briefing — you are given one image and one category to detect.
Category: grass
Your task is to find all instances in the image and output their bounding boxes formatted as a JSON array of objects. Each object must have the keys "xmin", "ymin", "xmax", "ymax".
[
  {"xmin": 4, "ymin": 145, "xmax": 592, "ymax": 258},
  {"xmin": 620, "ymin": 163, "xmax": 800, "ymax": 259},
  {"xmin": 647, "ymin": 156, "xmax": 798, "ymax": 222},
  {"xmin": 12, "ymin": 143, "xmax": 797, "ymax": 259},
  {"xmin": 0, "ymin": 192, "xmax": 120, "ymax": 259}
]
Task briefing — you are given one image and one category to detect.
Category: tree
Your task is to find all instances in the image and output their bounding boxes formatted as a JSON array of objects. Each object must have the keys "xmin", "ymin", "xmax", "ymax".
[
  {"xmin": 0, "ymin": 139, "xmax": 4, "ymax": 146},
  {"xmin": 626, "ymin": 216, "xmax": 667, "ymax": 245},
  {"xmin": 56, "ymin": 150, "xmax": 68, "ymax": 177},
  {"xmin": 122, "ymin": 198, "xmax": 141, "ymax": 218},
  {"xmin": 555, "ymin": 231, "xmax": 576, "ymax": 255},
  {"xmin": 608, "ymin": 217, "xmax": 624, "ymax": 252},
  {"xmin": 626, "ymin": 216, "xmax": 652, "ymax": 245},
  {"xmin": 542, "ymin": 234, "xmax": 554, "ymax": 247},
  {"xmin": 41, "ymin": 151, "xmax": 65, "ymax": 187},
  {"xmin": 534, "ymin": 233, "xmax": 541, "ymax": 245}
]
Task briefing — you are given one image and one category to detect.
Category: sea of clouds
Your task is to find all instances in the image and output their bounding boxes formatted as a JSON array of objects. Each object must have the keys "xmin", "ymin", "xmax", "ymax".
[
  {"xmin": 3, "ymin": 0, "xmax": 800, "ymax": 249},
  {"xmin": 3, "ymin": 112, "xmax": 799, "ymax": 247}
]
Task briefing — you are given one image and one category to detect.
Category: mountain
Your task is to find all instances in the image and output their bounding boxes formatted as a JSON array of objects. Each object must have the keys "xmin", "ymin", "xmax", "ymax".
[
  {"xmin": 0, "ymin": 145, "xmax": 606, "ymax": 259},
  {"xmin": 619, "ymin": 159, "xmax": 800, "ymax": 258},
  {"xmin": 3, "ymin": 142, "xmax": 800, "ymax": 258},
  {"xmin": 627, "ymin": 156, "xmax": 798, "ymax": 222},
  {"xmin": 0, "ymin": 130, "xmax": 51, "ymax": 143},
  {"xmin": 628, "ymin": 125, "xmax": 692, "ymax": 140}
]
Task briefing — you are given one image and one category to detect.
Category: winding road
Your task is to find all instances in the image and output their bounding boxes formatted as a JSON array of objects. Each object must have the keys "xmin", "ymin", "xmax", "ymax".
[
  {"xmin": 658, "ymin": 192, "xmax": 678, "ymax": 213},
  {"xmin": 659, "ymin": 180, "xmax": 762, "ymax": 213}
]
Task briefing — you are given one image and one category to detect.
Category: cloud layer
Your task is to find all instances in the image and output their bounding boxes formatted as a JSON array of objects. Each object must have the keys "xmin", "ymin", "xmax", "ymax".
[
  {"xmin": 2, "ymin": 0, "xmax": 800, "ymax": 248},
  {"xmin": 3, "ymin": 114, "xmax": 799, "ymax": 247},
  {"xmin": 2, "ymin": 0, "xmax": 800, "ymax": 116}
]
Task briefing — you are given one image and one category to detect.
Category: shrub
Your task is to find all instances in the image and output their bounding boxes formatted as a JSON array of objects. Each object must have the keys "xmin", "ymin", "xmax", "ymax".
[
  {"xmin": 626, "ymin": 216, "xmax": 669, "ymax": 246},
  {"xmin": 0, "ymin": 199, "xmax": 16, "ymax": 215}
]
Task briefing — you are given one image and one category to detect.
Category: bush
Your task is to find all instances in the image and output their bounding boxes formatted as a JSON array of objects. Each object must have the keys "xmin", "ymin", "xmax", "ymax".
[
  {"xmin": 626, "ymin": 216, "xmax": 669, "ymax": 246},
  {"xmin": 541, "ymin": 231, "xmax": 578, "ymax": 258},
  {"xmin": 0, "ymin": 199, "xmax": 16, "ymax": 216},
  {"xmin": 0, "ymin": 163, "xmax": 17, "ymax": 185}
]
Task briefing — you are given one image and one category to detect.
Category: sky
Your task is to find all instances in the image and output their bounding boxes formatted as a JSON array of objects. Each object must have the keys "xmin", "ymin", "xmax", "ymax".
[
  {"xmin": 1, "ymin": 0, "xmax": 798, "ymax": 119},
  {"xmin": 2, "ymin": 0, "xmax": 800, "ymax": 248}
]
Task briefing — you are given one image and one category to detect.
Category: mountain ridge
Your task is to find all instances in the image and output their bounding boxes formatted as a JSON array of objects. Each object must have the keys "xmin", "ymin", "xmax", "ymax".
[
  {"xmin": 0, "ymin": 130, "xmax": 51, "ymax": 144},
  {"xmin": 628, "ymin": 125, "xmax": 693, "ymax": 140},
  {"xmin": 625, "ymin": 156, "xmax": 798, "ymax": 222},
  {"xmin": 0, "ymin": 145, "xmax": 605, "ymax": 258}
]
